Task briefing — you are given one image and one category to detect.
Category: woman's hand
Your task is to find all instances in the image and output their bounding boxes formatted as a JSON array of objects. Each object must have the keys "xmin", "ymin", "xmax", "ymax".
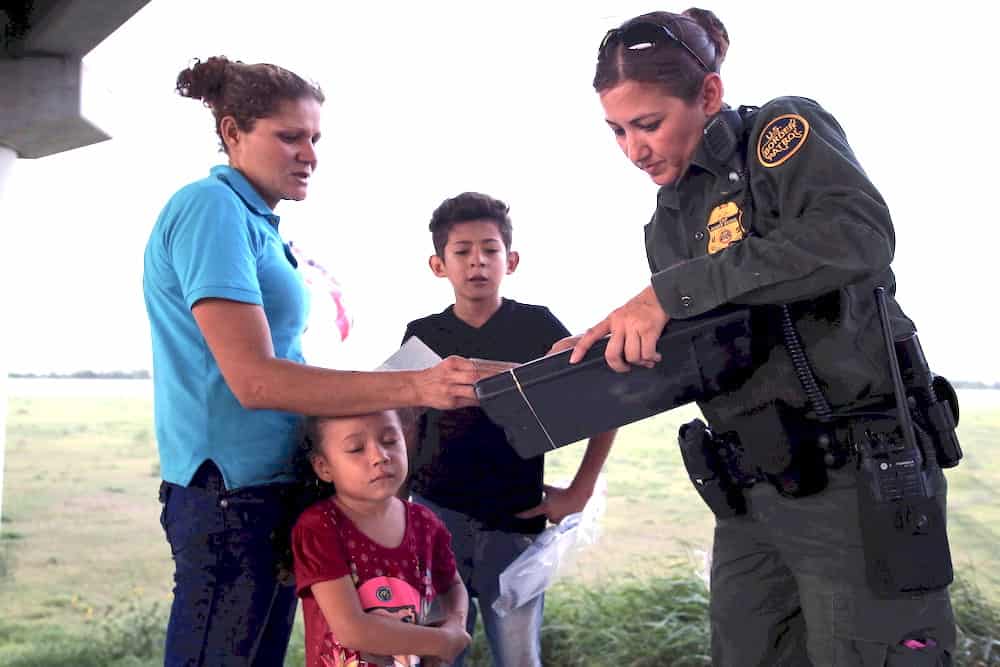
[
  {"xmin": 570, "ymin": 285, "xmax": 670, "ymax": 372},
  {"xmin": 192, "ymin": 298, "xmax": 476, "ymax": 415},
  {"xmin": 413, "ymin": 356, "xmax": 479, "ymax": 410}
]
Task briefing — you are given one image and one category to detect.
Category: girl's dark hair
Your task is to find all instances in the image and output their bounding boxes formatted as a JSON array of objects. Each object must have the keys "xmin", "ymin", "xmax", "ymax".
[
  {"xmin": 294, "ymin": 416, "xmax": 339, "ymax": 506},
  {"xmin": 176, "ymin": 55, "xmax": 325, "ymax": 153},
  {"xmin": 429, "ymin": 191, "xmax": 513, "ymax": 258},
  {"xmin": 274, "ymin": 416, "xmax": 337, "ymax": 583},
  {"xmin": 593, "ymin": 9, "xmax": 729, "ymax": 101}
]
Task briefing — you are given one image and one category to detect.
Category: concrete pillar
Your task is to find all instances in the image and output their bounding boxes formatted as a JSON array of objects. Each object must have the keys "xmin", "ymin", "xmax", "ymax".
[
  {"xmin": 0, "ymin": 144, "xmax": 14, "ymax": 529},
  {"xmin": 0, "ymin": 57, "xmax": 110, "ymax": 158}
]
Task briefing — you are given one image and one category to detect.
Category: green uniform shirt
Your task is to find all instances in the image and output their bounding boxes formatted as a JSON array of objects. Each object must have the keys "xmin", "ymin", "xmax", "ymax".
[{"xmin": 645, "ymin": 96, "xmax": 915, "ymax": 472}]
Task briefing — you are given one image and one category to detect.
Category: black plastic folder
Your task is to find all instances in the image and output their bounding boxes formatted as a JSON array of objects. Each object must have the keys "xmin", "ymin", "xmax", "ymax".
[{"xmin": 475, "ymin": 307, "xmax": 754, "ymax": 459}]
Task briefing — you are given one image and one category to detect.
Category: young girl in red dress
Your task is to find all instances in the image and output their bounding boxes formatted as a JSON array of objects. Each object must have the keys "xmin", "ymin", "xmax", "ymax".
[{"xmin": 292, "ymin": 410, "xmax": 470, "ymax": 667}]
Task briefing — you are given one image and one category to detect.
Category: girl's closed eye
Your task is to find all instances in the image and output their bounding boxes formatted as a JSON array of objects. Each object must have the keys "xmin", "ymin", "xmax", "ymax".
[{"xmin": 342, "ymin": 438, "xmax": 365, "ymax": 454}]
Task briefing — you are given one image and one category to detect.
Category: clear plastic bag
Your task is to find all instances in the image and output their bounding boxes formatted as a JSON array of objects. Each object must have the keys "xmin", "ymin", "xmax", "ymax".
[{"xmin": 492, "ymin": 475, "xmax": 606, "ymax": 617}]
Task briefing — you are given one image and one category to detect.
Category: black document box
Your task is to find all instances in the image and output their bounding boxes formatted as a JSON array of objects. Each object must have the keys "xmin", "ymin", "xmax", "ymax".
[{"xmin": 475, "ymin": 307, "xmax": 754, "ymax": 459}]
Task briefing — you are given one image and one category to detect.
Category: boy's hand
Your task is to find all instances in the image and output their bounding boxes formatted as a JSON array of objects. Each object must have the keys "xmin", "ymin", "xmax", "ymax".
[
  {"xmin": 547, "ymin": 335, "xmax": 582, "ymax": 355},
  {"xmin": 415, "ymin": 357, "xmax": 479, "ymax": 410},
  {"xmin": 570, "ymin": 285, "xmax": 669, "ymax": 372},
  {"xmin": 516, "ymin": 483, "xmax": 589, "ymax": 525},
  {"xmin": 469, "ymin": 358, "xmax": 519, "ymax": 381}
]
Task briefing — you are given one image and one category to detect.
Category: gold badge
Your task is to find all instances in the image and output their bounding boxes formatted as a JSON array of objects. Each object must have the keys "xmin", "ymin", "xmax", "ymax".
[
  {"xmin": 707, "ymin": 201, "xmax": 745, "ymax": 254},
  {"xmin": 757, "ymin": 113, "xmax": 810, "ymax": 167}
]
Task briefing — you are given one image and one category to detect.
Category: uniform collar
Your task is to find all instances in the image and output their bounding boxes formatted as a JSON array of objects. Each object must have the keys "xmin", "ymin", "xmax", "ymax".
[
  {"xmin": 656, "ymin": 184, "xmax": 680, "ymax": 210},
  {"xmin": 689, "ymin": 105, "xmax": 743, "ymax": 178},
  {"xmin": 687, "ymin": 133, "xmax": 747, "ymax": 198},
  {"xmin": 663, "ymin": 145, "xmax": 726, "ymax": 202},
  {"xmin": 690, "ymin": 143, "xmax": 718, "ymax": 175},
  {"xmin": 689, "ymin": 141, "xmax": 737, "ymax": 179},
  {"xmin": 211, "ymin": 165, "xmax": 280, "ymax": 226}
]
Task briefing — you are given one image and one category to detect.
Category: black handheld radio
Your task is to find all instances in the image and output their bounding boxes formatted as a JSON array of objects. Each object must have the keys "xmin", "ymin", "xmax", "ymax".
[{"xmin": 855, "ymin": 288, "xmax": 953, "ymax": 597}]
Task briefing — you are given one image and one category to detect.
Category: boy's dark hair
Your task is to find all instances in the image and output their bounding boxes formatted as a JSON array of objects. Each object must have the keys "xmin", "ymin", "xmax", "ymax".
[{"xmin": 429, "ymin": 192, "xmax": 513, "ymax": 257}]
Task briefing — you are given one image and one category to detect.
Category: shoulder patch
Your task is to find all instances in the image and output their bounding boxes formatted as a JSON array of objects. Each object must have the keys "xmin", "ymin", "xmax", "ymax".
[{"xmin": 756, "ymin": 113, "xmax": 810, "ymax": 167}]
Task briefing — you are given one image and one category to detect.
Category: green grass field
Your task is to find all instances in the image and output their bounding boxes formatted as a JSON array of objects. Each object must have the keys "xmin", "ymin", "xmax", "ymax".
[{"xmin": 2, "ymin": 388, "xmax": 998, "ymax": 665}]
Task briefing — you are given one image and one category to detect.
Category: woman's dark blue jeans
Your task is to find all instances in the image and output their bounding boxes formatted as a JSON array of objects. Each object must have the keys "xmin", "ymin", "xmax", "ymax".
[{"xmin": 159, "ymin": 461, "xmax": 298, "ymax": 666}]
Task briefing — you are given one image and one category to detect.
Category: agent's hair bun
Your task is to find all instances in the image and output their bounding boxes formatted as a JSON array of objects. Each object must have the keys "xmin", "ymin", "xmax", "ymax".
[{"xmin": 683, "ymin": 8, "xmax": 729, "ymax": 66}]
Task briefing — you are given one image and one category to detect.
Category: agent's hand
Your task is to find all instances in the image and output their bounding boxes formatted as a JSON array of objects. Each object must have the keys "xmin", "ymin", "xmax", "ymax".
[
  {"xmin": 570, "ymin": 285, "xmax": 669, "ymax": 373},
  {"xmin": 434, "ymin": 621, "xmax": 472, "ymax": 663},
  {"xmin": 516, "ymin": 483, "xmax": 590, "ymax": 525},
  {"xmin": 414, "ymin": 356, "xmax": 479, "ymax": 410},
  {"xmin": 547, "ymin": 335, "xmax": 582, "ymax": 356}
]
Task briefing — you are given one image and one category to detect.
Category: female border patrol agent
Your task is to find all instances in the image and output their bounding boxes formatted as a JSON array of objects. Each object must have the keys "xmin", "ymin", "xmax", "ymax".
[{"xmin": 564, "ymin": 9, "xmax": 957, "ymax": 667}]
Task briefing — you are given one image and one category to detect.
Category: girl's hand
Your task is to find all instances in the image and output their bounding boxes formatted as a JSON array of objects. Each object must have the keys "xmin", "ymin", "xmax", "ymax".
[
  {"xmin": 570, "ymin": 285, "xmax": 669, "ymax": 372},
  {"xmin": 435, "ymin": 621, "xmax": 471, "ymax": 662}
]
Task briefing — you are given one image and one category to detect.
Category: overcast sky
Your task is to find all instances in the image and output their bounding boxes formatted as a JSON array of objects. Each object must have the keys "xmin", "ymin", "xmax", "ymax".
[{"xmin": 2, "ymin": 0, "xmax": 998, "ymax": 382}]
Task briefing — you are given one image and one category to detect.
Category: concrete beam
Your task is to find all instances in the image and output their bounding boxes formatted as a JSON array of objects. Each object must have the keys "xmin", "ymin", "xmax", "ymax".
[
  {"xmin": 8, "ymin": 0, "xmax": 152, "ymax": 57},
  {"xmin": 0, "ymin": 57, "xmax": 110, "ymax": 158}
]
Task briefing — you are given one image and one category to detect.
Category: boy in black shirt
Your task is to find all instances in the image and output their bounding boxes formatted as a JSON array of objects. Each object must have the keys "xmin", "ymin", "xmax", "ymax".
[{"xmin": 402, "ymin": 192, "xmax": 615, "ymax": 667}]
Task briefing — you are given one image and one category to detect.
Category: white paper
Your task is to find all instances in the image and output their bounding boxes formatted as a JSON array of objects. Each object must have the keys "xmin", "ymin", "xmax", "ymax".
[{"xmin": 375, "ymin": 336, "xmax": 442, "ymax": 372}]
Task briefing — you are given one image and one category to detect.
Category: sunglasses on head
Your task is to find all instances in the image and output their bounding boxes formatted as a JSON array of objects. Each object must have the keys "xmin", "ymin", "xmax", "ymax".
[{"xmin": 599, "ymin": 21, "xmax": 713, "ymax": 73}]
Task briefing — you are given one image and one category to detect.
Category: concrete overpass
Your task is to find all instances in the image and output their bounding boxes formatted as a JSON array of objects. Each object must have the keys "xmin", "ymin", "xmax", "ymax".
[{"xmin": 0, "ymin": 0, "xmax": 152, "ymax": 526}]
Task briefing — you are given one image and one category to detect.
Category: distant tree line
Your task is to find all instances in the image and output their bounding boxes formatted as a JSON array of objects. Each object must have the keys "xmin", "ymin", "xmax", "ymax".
[
  {"xmin": 952, "ymin": 380, "xmax": 1000, "ymax": 390},
  {"xmin": 8, "ymin": 369, "xmax": 151, "ymax": 380}
]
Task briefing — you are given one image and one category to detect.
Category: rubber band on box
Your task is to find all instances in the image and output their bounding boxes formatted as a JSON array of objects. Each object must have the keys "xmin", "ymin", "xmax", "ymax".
[{"xmin": 509, "ymin": 367, "xmax": 558, "ymax": 451}]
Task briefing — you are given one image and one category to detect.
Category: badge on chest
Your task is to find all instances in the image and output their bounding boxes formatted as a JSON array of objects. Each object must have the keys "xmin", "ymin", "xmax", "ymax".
[{"xmin": 706, "ymin": 201, "xmax": 745, "ymax": 254}]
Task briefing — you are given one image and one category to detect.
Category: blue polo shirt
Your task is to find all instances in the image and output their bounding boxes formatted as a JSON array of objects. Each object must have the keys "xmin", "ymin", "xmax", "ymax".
[{"xmin": 143, "ymin": 165, "xmax": 309, "ymax": 490}]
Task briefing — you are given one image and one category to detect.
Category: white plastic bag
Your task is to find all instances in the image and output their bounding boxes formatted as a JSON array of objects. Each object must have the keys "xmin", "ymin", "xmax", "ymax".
[{"xmin": 492, "ymin": 475, "xmax": 606, "ymax": 617}]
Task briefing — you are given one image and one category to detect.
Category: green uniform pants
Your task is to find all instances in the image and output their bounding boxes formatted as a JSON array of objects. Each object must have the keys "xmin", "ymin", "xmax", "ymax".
[{"xmin": 710, "ymin": 466, "xmax": 955, "ymax": 666}]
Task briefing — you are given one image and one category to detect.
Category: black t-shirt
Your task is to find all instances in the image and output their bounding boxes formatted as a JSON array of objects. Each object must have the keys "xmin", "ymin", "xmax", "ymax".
[{"xmin": 402, "ymin": 298, "xmax": 570, "ymax": 534}]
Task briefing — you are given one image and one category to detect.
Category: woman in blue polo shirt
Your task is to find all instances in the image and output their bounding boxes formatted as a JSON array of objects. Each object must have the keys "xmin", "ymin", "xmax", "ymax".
[{"xmin": 143, "ymin": 56, "xmax": 479, "ymax": 666}]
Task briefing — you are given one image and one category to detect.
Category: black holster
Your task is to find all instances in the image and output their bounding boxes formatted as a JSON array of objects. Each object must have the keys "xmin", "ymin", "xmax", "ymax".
[
  {"xmin": 677, "ymin": 419, "xmax": 746, "ymax": 518},
  {"xmin": 895, "ymin": 333, "xmax": 962, "ymax": 468}
]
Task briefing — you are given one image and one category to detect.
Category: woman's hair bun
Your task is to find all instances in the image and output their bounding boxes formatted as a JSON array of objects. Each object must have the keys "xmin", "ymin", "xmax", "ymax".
[{"xmin": 175, "ymin": 56, "xmax": 236, "ymax": 107}]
